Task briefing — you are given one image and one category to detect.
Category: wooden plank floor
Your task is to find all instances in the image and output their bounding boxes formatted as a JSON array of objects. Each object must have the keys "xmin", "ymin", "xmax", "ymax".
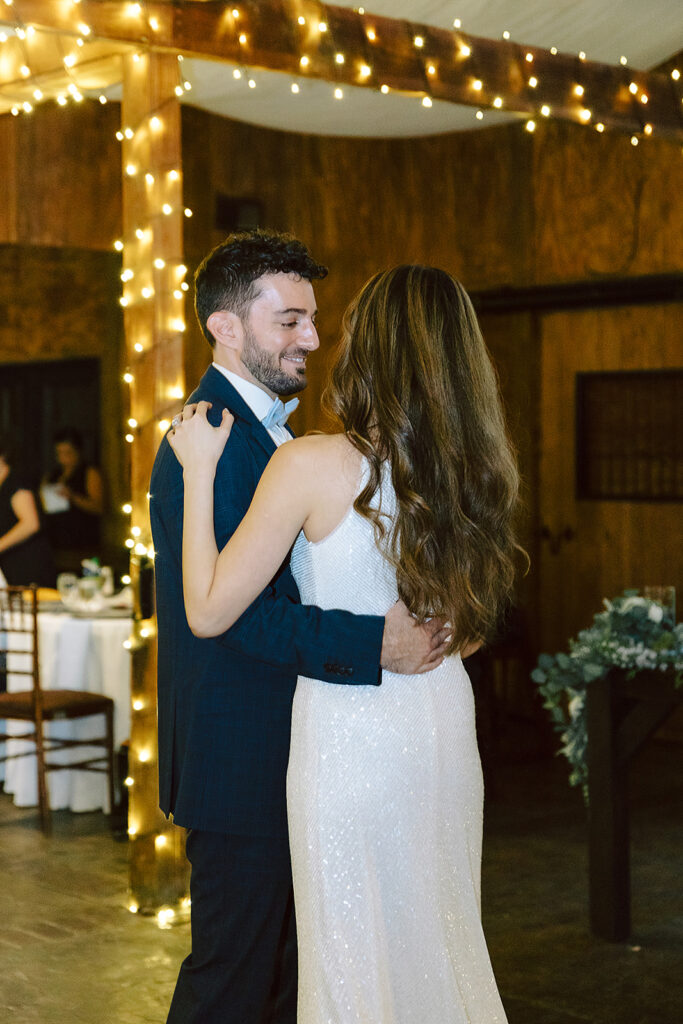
[{"xmin": 1, "ymin": 736, "xmax": 681, "ymax": 1023}]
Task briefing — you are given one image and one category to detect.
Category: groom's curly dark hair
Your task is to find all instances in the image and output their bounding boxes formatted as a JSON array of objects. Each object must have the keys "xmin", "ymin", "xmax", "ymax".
[{"xmin": 194, "ymin": 228, "xmax": 328, "ymax": 347}]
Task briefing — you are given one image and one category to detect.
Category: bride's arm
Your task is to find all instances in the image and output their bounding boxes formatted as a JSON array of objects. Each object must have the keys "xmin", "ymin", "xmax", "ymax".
[{"xmin": 169, "ymin": 402, "xmax": 314, "ymax": 637}]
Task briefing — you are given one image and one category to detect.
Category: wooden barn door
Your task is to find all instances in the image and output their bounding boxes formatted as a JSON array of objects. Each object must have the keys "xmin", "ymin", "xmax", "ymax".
[{"xmin": 538, "ymin": 303, "xmax": 682, "ymax": 655}]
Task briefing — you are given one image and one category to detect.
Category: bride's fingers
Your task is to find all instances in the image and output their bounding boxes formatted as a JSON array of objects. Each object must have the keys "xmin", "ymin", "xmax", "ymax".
[
  {"xmin": 191, "ymin": 400, "xmax": 213, "ymax": 421},
  {"xmin": 219, "ymin": 408, "xmax": 234, "ymax": 433},
  {"xmin": 180, "ymin": 403, "xmax": 197, "ymax": 421}
]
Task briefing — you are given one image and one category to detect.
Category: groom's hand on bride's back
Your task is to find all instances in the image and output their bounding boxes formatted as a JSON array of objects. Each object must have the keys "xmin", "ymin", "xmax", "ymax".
[{"xmin": 380, "ymin": 601, "xmax": 450, "ymax": 675}]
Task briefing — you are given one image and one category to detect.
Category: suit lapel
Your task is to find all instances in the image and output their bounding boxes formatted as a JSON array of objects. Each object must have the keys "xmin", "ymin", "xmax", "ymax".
[{"xmin": 191, "ymin": 365, "xmax": 278, "ymax": 460}]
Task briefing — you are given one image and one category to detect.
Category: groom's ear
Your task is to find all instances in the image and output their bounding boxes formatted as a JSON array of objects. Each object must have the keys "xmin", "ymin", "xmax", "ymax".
[{"xmin": 207, "ymin": 310, "xmax": 243, "ymax": 355}]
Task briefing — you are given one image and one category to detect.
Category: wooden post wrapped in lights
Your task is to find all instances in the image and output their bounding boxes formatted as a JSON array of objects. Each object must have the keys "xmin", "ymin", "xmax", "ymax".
[{"xmin": 120, "ymin": 49, "xmax": 189, "ymax": 918}]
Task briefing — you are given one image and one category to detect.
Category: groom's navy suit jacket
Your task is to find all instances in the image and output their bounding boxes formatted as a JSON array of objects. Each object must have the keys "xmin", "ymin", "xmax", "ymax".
[{"xmin": 150, "ymin": 365, "xmax": 385, "ymax": 838}]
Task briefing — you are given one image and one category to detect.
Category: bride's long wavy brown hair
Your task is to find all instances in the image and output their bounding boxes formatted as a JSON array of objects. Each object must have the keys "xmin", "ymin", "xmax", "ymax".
[{"xmin": 323, "ymin": 265, "xmax": 523, "ymax": 652}]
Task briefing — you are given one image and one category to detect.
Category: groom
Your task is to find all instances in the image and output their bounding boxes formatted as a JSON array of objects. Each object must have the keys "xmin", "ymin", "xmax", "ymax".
[{"xmin": 150, "ymin": 229, "xmax": 448, "ymax": 1023}]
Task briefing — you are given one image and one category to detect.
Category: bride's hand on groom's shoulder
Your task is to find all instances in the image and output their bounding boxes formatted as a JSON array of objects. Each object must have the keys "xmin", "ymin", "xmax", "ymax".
[{"xmin": 167, "ymin": 400, "xmax": 234, "ymax": 472}]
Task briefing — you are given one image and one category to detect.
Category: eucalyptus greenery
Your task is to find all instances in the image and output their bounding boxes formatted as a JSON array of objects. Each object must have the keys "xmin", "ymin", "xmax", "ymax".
[{"xmin": 531, "ymin": 591, "xmax": 683, "ymax": 798}]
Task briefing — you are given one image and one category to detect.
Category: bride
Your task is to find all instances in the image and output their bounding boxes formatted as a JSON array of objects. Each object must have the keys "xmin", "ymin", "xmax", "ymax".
[{"xmin": 169, "ymin": 264, "xmax": 519, "ymax": 1023}]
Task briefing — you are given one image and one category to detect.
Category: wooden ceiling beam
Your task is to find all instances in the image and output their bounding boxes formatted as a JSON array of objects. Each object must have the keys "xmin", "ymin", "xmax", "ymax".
[{"xmin": 6, "ymin": 0, "xmax": 682, "ymax": 139}]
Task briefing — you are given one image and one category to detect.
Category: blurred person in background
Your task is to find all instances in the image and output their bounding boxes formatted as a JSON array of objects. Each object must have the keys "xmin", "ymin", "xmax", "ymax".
[
  {"xmin": 41, "ymin": 428, "xmax": 104, "ymax": 572},
  {"xmin": 0, "ymin": 435, "xmax": 56, "ymax": 588}
]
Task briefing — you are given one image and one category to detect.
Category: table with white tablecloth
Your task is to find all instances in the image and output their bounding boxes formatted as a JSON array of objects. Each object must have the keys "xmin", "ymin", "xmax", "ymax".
[{"xmin": 1, "ymin": 611, "xmax": 132, "ymax": 813}]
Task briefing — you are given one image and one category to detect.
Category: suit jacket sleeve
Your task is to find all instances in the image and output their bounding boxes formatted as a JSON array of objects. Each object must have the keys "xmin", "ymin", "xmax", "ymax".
[{"xmin": 160, "ymin": 429, "xmax": 385, "ymax": 687}]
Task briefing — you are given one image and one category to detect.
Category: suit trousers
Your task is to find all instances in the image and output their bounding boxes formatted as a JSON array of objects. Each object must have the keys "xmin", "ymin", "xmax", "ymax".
[{"xmin": 166, "ymin": 829, "xmax": 297, "ymax": 1024}]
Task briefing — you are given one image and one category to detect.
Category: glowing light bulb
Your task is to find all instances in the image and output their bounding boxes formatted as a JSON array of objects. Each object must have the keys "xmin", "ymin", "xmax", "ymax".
[
  {"xmin": 528, "ymin": 76, "xmax": 538, "ymax": 88},
  {"xmin": 300, "ymin": 55, "xmax": 309, "ymax": 68},
  {"xmin": 291, "ymin": 82, "xmax": 300, "ymax": 93},
  {"xmin": 128, "ymin": 418, "xmax": 138, "ymax": 429},
  {"xmin": 460, "ymin": 44, "xmax": 471, "ymax": 57},
  {"xmin": 139, "ymin": 749, "xmax": 151, "ymax": 763},
  {"xmin": 162, "ymin": 203, "xmax": 172, "ymax": 215},
  {"xmin": 414, "ymin": 36, "xmax": 424, "ymax": 48},
  {"xmin": 335, "ymin": 53, "xmax": 345, "ymax": 64},
  {"xmin": 493, "ymin": 96, "xmax": 503, "ymax": 108},
  {"xmin": 525, "ymin": 120, "xmax": 536, "ymax": 132},
  {"xmin": 123, "ymin": 502, "xmax": 133, "ymax": 514},
  {"xmin": 124, "ymin": 776, "xmax": 134, "ymax": 787},
  {"xmin": 541, "ymin": 105, "xmax": 551, "ymax": 117},
  {"xmin": 574, "ymin": 85, "xmax": 584, "ymax": 97},
  {"xmin": 472, "ymin": 79, "xmax": 482, "ymax": 91},
  {"xmin": 154, "ymin": 258, "xmax": 166, "ymax": 269},
  {"xmin": 359, "ymin": 64, "xmax": 371, "ymax": 79},
  {"xmin": 422, "ymin": 96, "xmax": 432, "ymax": 108},
  {"xmin": 367, "ymin": 28, "xmax": 376, "ymax": 42},
  {"xmin": 334, "ymin": 88, "xmax": 343, "ymax": 100},
  {"xmin": 595, "ymin": 122, "xmax": 605, "ymax": 133},
  {"xmin": 155, "ymin": 834, "xmax": 168, "ymax": 849},
  {"xmin": 123, "ymin": 372, "xmax": 134, "ymax": 383}
]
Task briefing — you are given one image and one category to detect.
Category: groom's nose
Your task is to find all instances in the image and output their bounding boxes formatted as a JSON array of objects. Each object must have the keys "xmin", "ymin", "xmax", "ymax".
[{"xmin": 300, "ymin": 319, "xmax": 320, "ymax": 350}]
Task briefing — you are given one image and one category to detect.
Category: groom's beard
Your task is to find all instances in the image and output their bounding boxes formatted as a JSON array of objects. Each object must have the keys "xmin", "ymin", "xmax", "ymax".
[{"xmin": 241, "ymin": 323, "xmax": 309, "ymax": 397}]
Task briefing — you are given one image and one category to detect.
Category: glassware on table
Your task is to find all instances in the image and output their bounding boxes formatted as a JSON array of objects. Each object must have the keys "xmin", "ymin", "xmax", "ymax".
[
  {"xmin": 56, "ymin": 572, "xmax": 79, "ymax": 604},
  {"xmin": 77, "ymin": 575, "xmax": 104, "ymax": 603},
  {"xmin": 643, "ymin": 586, "xmax": 676, "ymax": 623}
]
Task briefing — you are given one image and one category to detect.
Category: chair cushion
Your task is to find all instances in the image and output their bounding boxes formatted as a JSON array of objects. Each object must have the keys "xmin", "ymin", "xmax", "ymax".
[{"xmin": 0, "ymin": 689, "xmax": 114, "ymax": 720}]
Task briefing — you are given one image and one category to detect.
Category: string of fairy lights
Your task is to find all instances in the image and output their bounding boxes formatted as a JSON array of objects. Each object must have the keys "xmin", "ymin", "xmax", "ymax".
[{"xmin": 0, "ymin": 1, "xmax": 680, "ymax": 137}]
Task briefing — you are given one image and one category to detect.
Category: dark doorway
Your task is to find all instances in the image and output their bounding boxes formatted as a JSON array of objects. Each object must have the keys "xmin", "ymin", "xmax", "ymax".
[{"xmin": 0, "ymin": 358, "xmax": 100, "ymax": 489}]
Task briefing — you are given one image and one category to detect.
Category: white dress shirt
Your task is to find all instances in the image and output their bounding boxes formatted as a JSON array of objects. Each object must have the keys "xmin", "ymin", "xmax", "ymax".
[{"xmin": 212, "ymin": 363, "xmax": 293, "ymax": 447}]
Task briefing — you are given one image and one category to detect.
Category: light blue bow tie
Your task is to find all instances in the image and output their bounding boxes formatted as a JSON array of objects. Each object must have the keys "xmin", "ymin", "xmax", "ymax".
[{"xmin": 261, "ymin": 396, "xmax": 299, "ymax": 430}]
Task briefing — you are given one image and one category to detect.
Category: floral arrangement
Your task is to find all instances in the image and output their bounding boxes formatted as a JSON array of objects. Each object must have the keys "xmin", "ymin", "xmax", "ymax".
[{"xmin": 531, "ymin": 592, "xmax": 683, "ymax": 798}]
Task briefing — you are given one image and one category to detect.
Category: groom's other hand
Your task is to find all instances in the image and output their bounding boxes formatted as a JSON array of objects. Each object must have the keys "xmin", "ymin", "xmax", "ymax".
[{"xmin": 381, "ymin": 601, "xmax": 450, "ymax": 675}]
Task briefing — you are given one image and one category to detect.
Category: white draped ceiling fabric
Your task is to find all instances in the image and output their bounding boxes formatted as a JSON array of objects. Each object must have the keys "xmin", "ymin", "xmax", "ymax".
[{"xmin": 0, "ymin": 0, "xmax": 681, "ymax": 137}]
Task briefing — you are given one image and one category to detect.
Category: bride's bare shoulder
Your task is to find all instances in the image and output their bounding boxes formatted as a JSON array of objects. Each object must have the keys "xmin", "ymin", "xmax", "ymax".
[{"xmin": 272, "ymin": 432, "xmax": 361, "ymax": 481}]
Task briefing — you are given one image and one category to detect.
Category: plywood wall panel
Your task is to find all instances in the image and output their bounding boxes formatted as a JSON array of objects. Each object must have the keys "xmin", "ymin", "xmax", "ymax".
[
  {"xmin": 0, "ymin": 103, "xmax": 121, "ymax": 250},
  {"xmin": 532, "ymin": 122, "xmax": 683, "ymax": 282}
]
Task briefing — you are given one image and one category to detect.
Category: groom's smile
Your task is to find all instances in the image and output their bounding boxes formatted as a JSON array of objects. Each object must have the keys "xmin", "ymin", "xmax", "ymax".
[{"xmin": 239, "ymin": 273, "xmax": 320, "ymax": 398}]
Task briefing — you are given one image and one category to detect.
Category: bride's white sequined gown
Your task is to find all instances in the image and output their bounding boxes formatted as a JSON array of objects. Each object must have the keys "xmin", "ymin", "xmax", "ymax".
[{"xmin": 288, "ymin": 462, "xmax": 508, "ymax": 1024}]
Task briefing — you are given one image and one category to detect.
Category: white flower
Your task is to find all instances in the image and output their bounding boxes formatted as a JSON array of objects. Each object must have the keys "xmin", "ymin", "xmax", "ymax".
[
  {"xmin": 619, "ymin": 596, "xmax": 647, "ymax": 612},
  {"xmin": 647, "ymin": 603, "xmax": 664, "ymax": 623},
  {"xmin": 568, "ymin": 696, "xmax": 584, "ymax": 719}
]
